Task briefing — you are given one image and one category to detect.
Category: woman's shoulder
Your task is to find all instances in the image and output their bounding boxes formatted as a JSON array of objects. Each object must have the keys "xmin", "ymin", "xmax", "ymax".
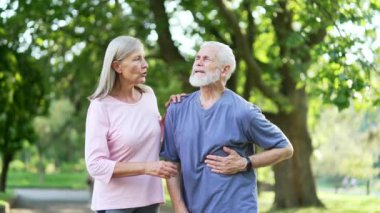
[
  {"xmin": 89, "ymin": 97, "xmax": 104, "ymax": 104},
  {"xmin": 88, "ymin": 96, "xmax": 121, "ymax": 109},
  {"xmin": 86, "ymin": 97, "xmax": 109, "ymax": 117},
  {"xmin": 137, "ymin": 84, "xmax": 154, "ymax": 94},
  {"xmin": 88, "ymin": 97, "xmax": 109, "ymax": 110}
]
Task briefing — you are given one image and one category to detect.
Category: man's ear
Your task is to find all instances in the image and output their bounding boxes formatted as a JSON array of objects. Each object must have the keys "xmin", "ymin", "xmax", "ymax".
[
  {"xmin": 221, "ymin": 65, "xmax": 230, "ymax": 78},
  {"xmin": 112, "ymin": 61, "xmax": 121, "ymax": 74}
]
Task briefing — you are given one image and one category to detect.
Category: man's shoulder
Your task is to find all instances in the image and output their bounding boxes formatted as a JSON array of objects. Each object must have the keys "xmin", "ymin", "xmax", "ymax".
[
  {"xmin": 224, "ymin": 90, "xmax": 262, "ymax": 117},
  {"xmin": 167, "ymin": 91, "xmax": 198, "ymax": 111},
  {"xmin": 225, "ymin": 90, "xmax": 254, "ymax": 108}
]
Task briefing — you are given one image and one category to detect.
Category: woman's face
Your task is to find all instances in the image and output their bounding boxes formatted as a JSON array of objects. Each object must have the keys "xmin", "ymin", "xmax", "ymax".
[{"xmin": 113, "ymin": 48, "xmax": 148, "ymax": 85}]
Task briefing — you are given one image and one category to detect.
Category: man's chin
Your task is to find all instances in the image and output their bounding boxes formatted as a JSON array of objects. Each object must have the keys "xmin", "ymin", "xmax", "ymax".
[{"xmin": 189, "ymin": 77, "xmax": 207, "ymax": 87}]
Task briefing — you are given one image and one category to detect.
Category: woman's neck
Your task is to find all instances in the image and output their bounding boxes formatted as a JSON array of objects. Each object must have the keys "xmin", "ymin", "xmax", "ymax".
[{"xmin": 110, "ymin": 82, "xmax": 142, "ymax": 103}]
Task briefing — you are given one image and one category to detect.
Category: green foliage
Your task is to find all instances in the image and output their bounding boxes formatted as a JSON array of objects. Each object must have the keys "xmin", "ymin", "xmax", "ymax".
[
  {"xmin": 305, "ymin": 1, "xmax": 378, "ymax": 109},
  {"xmin": 31, "ymin": 99, "xmax": 76, "ymax": 181},
  {"xmin": 257, "ymin": 167, "xmax": 275, "ymax": 185},
  {"xmin": 312, "ymin": 107, "xmax": 380, "ymax": 179},
  {"xmin": 0, "ymin": 46, "xmax": 46, "ymax": 150},
  {"xmin": 8, "ymin": 160, "xmax": 25, "ymax": 172},
  {"xmin": 1, "ymin": 0, "xmax": 379, "ymax": 208},
  {"xmin": 33, "ymin": 99, "xmax": 75, "ymax": 150},
  {"xmin": 146, "ymin": 60, "xmax": 189, "ymax": 113}
]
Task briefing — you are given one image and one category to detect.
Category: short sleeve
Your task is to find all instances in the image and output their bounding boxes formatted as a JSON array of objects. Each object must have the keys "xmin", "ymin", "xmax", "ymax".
[
  {"xmin": 160, "ymin": 106, "xmax": 180, "ymax": 162},
  {"xmin": 85, "ymin": 100, "xmax": 116, "ymax": 183},
  {"xmin": 245, "ymin": 104, "xmax": 290, "ymax": 149}
]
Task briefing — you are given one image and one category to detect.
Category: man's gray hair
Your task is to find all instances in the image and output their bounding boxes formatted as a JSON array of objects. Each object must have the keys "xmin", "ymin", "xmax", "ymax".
[{"xmin": 201, "ymin": 41, "xmax": 236, "ymax": 81}]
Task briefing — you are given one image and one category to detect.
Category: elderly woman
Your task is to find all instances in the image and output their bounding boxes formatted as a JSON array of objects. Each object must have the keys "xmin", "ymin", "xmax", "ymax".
[{"xmin": 85, "ymin": 36, "xmax": 178, "ymax": 213}]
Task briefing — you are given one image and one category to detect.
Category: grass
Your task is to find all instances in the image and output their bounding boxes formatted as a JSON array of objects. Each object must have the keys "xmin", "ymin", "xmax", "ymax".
[
  {"xmin": 6, "ymin": 171, "xmax": 88, "ymax": 189},
  {"xmin": 163, "ymin": 181, "xmax": 380, "ymax": 212},
  {"xmin": 0, "ymin": 170, "xmax": 89, "ymax": 210},
  {"xmin": 0, "ymin": 191, "xmax": 15, "ymax": 212},
  {"xmin": 259, "ymin": 191, "xmax": 380, "ymax": 213},
  {"xmin": 4, "ymin": 171, "xmax": 380, "ymax": 212}
]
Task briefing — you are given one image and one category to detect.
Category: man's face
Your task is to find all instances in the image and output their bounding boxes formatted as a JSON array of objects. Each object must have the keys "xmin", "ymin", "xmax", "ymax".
[{"xmin": 189, "ymin": 46, "xmax": 222, "ymax": 87}]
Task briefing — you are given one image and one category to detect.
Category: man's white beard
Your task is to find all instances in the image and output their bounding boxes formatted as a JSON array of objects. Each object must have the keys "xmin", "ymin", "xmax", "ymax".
[{"xmin": 189, "ymin": 69, "xmax": 221, "ymax": 87}]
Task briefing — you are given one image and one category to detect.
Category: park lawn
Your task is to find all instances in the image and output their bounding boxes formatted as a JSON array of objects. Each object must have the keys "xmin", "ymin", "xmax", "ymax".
[
  {"xmin": 0, "ymin": 191, "xmax": 15, "ymax": 211},
  {"xmin": 6, "ymin": 171, "xmax": 88, "ymax": 189},
  {"xmin": 0, "ymin": 191, "xmax": 13, "ymax": 201},
  {"xmin": 163, "ymin": 187, "xmax": 380, "ymax": 213},
  {"xmin": 4, "ymin": 173, "xmax": 380, "ymax": 212},
  {"xmin": 0, "ymin": 191, "xmax": 13, "ymax": 204},
  {"xmin": 0, "ymin": 171, "xmax": 89, "ymax": 209},
  {"xmin": 258, "ymin": 191, "xmax": 380, "ymax": 213}
]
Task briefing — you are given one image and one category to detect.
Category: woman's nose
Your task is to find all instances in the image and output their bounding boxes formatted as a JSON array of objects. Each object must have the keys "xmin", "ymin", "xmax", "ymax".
[{"xmin": 142, "ymin": 58, "xmax": 148, "ymax": 68}]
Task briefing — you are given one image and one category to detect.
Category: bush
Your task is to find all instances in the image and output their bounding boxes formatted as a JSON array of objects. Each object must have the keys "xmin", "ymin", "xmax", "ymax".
[{"xmin": 9, "ymin": 160, "xmax": 25, "ymax": 171}]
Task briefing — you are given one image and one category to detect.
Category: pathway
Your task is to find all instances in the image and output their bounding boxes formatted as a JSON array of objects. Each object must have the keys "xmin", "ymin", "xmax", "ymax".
[{"xmin": 10, "ymin": 188, "xmax": 173, "ymax": 213}]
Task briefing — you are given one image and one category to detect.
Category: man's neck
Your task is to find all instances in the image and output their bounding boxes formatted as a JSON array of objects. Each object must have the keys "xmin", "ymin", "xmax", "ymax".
[{"xmin": 199, "ymin": 82, "xmax": 225, "ymax": 109}]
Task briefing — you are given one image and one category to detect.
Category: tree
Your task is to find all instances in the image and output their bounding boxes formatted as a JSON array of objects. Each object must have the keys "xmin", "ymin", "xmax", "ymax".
[
  {"xmin": 33, "ymin": 99, "xmax": 74, "ymax": 182},
  {"xmin": 0, "ymin": 1, "xmax": 51, "ymax": 191},
  {"xmin": 0, "ymin": 46, "xmax": 47, "ymax": 192},
  {"xmin": 312, "ymin": 106, "xmax": 380, "ymax": 194},
  {"xmin": 147, "ymin": 0, "xmax": 379, "ymax": 208},
  {"xmin": 1, "ymin": 0, "xmax": 379, "ymax": 209}
]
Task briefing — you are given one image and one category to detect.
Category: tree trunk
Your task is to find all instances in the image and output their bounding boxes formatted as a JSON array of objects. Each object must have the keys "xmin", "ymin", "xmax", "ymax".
[
  {"xmin": 149, "ymin": 0, "xmax": 196, "ymax": 93},
  {"xmin": 366, "ymin": 180, "xmax": 370, "ymax": 195},
  {"xmin": 269, "ymin": 89, "xmax": 323, "ymax": 208},
  {"xmin": 150, "ymin": 0, "xmax": 324, "ymax": 208},
  {"xmin": 37, "ymin": 149, "xmax": 45, "ymax": 183},
  {"xmin": 0, "ymin": 152, "xmax": 13, "ymax": 192}
]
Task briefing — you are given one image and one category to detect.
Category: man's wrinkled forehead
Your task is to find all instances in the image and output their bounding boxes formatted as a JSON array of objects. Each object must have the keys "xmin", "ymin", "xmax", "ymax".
[{"xmin": 196, "ymin": 45, "xmax": 218, "ymax": 58}]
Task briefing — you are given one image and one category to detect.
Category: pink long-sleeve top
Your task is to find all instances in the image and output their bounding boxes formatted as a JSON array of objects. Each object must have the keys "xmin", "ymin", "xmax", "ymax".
[{"xmin": 85, "ymin": 86, "xmax": 164, "ymax": 211}]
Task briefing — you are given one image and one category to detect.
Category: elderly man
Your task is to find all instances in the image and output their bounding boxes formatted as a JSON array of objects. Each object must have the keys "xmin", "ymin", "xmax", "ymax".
[{"xmin": 160, "ymin": 41, "xmax": 294, "ymax": 213}]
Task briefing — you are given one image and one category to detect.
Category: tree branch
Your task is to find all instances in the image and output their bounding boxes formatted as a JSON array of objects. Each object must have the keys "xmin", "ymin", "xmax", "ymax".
[
  {"xmin": 149, "ymin": 0, "xmax": 185, "ymax": 64},
  {"xmin": 271, "ymin": 0, "xmax": 297, "ymax": 97},
  {"xmin": 213, "ymin": 0, "xmax": 288, "ymax": 109},
  {"xmin": 243, "ymin": 0, "xmax": 255, "ymax": 49}
]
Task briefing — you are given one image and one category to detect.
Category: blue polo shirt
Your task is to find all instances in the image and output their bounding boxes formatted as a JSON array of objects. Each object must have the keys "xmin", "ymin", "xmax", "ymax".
[{"xmin": 160, "ymin": 89, "xmax": 290, "ymax": 213}]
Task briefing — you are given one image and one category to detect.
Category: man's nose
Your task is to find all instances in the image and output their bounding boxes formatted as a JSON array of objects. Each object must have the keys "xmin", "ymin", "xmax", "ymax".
[{"xmin": 196, "ymin": 59, "xmax": 204, "ymax": 66}]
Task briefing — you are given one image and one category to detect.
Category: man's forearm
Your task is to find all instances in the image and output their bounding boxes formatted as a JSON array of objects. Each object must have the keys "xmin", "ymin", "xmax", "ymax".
[
  {"xmin": 250, "ymin": 144, "xmax": 293, "ymax": 168},
  {"xmin": 167, "ymin": 171, "xmax": 188, "ymax": 212}
]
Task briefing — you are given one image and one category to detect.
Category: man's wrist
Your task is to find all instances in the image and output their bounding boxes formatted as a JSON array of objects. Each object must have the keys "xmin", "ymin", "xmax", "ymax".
[{"xmin": 244, "ymin": 156, "xmax": 252, "ymax": 171}]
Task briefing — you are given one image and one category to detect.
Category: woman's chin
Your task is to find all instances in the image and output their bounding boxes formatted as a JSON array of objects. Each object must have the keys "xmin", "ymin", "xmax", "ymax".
[{"xmin": 137, "ymin": 78, "xmax": 146, "ymax": 84}]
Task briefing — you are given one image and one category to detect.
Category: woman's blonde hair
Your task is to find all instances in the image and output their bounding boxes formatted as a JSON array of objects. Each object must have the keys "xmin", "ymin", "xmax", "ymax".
[{"xmin": 88, "ymin": 36, "xmax": 144, "ymax": 100}]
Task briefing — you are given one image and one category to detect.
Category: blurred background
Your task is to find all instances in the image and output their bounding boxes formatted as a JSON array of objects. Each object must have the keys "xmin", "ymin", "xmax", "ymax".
[{"xmin": 0, "ymin": 0, "xmax": 379, "ymax": 212}]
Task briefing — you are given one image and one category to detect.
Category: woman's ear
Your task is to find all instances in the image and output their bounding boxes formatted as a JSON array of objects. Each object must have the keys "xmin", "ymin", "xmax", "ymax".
[{"xmin": 112, "ymin": 61, "xmax": 121, "ymax": 74}]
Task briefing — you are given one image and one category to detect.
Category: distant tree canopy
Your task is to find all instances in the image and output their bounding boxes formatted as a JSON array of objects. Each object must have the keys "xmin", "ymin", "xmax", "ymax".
[
  {"xmin": 312, "ymin": 107, "xmax": 380, "ymax": 180},
  {"xmin": 0, "ymin": 45, "xmax": 47, "ymax": 191},
  {"xmin": 1, "ymin": 0, "xmax": 379, "ymax": 209}
]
